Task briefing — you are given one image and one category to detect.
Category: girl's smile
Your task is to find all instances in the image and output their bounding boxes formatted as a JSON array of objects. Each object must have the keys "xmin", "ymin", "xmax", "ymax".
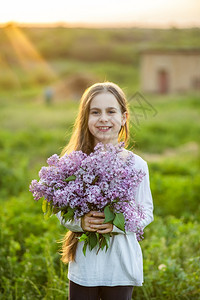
[{"xmin": 97, "ymin": 126, "xmax": 112, "ymax": 132}]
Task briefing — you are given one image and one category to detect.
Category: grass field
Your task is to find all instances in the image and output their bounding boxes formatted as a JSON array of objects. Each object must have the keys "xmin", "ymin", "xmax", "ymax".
[
  {"xmin": 0, "ymin": 25, "xmax": 200, "ymax": 299},
  {"xmin": 0, "ymin": 89, "xmax": 199, "ymax": 299}
]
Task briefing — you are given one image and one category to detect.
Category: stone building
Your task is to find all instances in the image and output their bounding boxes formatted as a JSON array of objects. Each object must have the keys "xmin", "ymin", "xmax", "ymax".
[{"xmin": 140, "ymin": 49, "xmax": 200, "ymax": 94}]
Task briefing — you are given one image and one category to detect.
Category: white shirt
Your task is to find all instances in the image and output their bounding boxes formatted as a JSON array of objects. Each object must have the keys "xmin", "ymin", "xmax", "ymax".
[{"xmin": 57, "ymin": 151, "xmax": 154, "ymax": 287}]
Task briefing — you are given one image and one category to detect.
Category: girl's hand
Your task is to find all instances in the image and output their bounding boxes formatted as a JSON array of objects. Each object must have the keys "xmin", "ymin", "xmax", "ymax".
[{"xmin": 81, "ymin": 211, "xmax": 113, "ymax": 234}]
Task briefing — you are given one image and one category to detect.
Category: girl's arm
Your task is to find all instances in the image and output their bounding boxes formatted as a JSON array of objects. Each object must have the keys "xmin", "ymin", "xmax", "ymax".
[
  {"xmin": 56, "ymin": 211, "xmax": 84, "ymax": 232},
  {"xmin": 112, "ymin": 160, "xmax": 154, "ymax": 234},
  {"xmin": 135, "ymin": 161, "xmax": 154, "ymax": 229},
  {"xmin": 57, "ymin": 161, "xmax": 154, "ymax": 234}
]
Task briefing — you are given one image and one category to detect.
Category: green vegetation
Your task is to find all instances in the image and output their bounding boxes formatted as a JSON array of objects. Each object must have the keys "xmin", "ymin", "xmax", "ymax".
[
  {"xmin": 0, "ymin": 92, "xmax": 199, "ymax": 299},
  {"xmin": 0, "ymin": 25, "xmax": 200, "ymax": 299},
  {"xmin": 0, "ymin": 25, "xmax": 199, "ymax": 90}
]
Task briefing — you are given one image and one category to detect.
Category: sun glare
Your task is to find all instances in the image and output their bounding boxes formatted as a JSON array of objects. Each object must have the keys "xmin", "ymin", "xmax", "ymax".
[{"xmin": 4, "ymin": 24, "xmax": 56, "ymax": 77}]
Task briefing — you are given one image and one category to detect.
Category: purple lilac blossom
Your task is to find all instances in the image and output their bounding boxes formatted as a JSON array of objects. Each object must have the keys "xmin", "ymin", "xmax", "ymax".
[{"xmin": 29, "ymin": 142, "xmax": 146, "ymax": 240}]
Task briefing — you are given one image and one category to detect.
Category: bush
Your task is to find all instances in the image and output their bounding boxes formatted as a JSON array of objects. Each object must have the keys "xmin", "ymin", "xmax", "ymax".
[
  {"xmin": 0, "ymin": 88, "xmax": 199, "ymax": 299},
  {"xmin": 151, "ymin": 172, "xmax": 200, "ymax": 218},
  {"xmin": 132, "ymin": 216, "xmax": 200, "ymax": 299}
]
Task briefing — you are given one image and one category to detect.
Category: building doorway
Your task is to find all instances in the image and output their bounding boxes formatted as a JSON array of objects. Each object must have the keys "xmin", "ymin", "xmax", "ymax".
[
  {"xmin": 192, "ymin": 77, "xmax": 200, "ymax": 90},
  {"xmin": 158, "ymin": 70, "xmax": 169, "ymax": 94}
]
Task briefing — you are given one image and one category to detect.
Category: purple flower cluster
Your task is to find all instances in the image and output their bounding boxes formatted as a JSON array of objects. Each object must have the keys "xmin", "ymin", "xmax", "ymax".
[{"xmin": 30, "ymin": 142, "xmax": 146, "ymax": 240}]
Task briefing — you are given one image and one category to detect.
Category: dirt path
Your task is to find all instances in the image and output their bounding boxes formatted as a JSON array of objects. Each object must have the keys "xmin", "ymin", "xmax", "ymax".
[{"xmin": 140, "ymin": 142, "xmax": 199, "ymax": 162}]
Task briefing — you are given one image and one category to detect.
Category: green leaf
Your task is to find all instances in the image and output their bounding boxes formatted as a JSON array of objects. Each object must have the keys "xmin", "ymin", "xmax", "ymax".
[
  {"xmin": 79, "ymin": 233, "xmax": 89, "ymax": 256},
  {"xmin": 113, "ymin": 213, "xmax": 125, "ymax": 232},
  {"xmin": 100, "ymin": 238, "xmax": 107, "ymax": 251},
  {"xmin": 52, "ymin": 206, "xmax": 60, "ymax": 214},
  {"xmin": 88, "ymin": 232, "xmax": 98, "ymax": 250},
  {"xmin": 82, "ymin": 242, "xmax": 88, "ymax": 256},
  {"xmin": 102, "ymin": 233, "xmax": 110, "ymax": 251},
  {"xmin": 96, "ymin": 232, "xmax": 100, "ymax": 248},
  {"xmin": 63, "ymin": 207, "xmax": 74, "ymax": 221},
  {"xmin": 64, "ymin": 175, "xmax": 76, "ymax": 182},
  {"xmin": 61, "ymin": 209, "xmax": 69, "ymax": 216},
  {"xmin": 104, "ymin": 206, "xmax": 115, "ymax": 224},
  {"xmin": 103, "ymin": 233, "xmax": 110, "ymax": 246},
  {"xmin": 44, "ymin": 202, "xmax": 52, "ymax": 220},
  {"xmin": 78, "ymin": 233, "xmax": 89, "ymax": 242},
  {"xmin": 42, "ymin": 199, "xmax": 47, "ymax": 213}
]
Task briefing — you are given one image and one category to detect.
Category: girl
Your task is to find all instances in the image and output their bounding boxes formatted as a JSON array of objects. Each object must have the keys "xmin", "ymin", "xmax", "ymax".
[{"xmin": 57, "ymin": 82, "xmax": 154, "ymax": 300}]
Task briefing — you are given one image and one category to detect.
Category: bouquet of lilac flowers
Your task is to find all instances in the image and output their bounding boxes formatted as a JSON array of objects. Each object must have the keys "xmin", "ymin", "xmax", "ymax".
[{"xmin": 30, "ymin": 142, "xmax": 146, "ymax": 255}]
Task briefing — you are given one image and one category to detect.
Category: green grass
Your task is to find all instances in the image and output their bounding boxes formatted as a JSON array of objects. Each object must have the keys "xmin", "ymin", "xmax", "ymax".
[
  {"xmin": 0, "ymin": 25, "xmax": 199, "ymax": 298},
  {"xmin": 0, "ymin": 89, "xmax": 199, "ymax": 299}
]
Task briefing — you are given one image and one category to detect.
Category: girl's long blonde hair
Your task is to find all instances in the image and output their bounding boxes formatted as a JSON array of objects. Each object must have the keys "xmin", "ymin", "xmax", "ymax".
[{"xmin": 60, "ymin": 81, "xmax": 130, "ymax": 263}]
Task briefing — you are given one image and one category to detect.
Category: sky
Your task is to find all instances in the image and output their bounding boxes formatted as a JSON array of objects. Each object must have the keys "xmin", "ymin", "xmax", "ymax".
[{"xmin": 0, "ymin": 0, "xmax": 200, "ymax": 27}]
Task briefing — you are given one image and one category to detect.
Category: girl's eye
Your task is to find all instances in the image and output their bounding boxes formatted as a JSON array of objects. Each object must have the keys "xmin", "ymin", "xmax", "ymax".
[
  {"xmin": 90, "ymin": 110, "xmax": 115, "ymax": 115},
  {"xmin": 91, "ymin": 111, "xmax": 99, "ymax": 115}
]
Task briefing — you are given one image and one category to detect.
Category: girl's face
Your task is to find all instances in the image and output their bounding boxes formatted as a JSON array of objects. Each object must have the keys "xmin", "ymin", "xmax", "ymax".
[{"xmin": 88, "ymin": 92, "xmax": 127, "ymax": 146}]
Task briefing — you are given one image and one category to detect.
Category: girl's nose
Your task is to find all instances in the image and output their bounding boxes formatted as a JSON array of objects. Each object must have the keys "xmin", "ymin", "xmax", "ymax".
[{"xmin": 99, "ymin": 112, "xmax": 108, "ymax": 122}]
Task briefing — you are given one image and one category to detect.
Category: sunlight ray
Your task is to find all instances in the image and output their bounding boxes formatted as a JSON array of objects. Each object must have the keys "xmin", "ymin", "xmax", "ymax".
[{"xmin": 4, "ymin": 24, "xmax": 57, "ymax": 79}]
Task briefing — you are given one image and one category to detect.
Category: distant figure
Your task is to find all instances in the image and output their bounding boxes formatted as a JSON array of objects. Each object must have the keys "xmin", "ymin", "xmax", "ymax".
[{"xmin": 44, "ymin": 87, "xmax": 53, "ymax": 105}]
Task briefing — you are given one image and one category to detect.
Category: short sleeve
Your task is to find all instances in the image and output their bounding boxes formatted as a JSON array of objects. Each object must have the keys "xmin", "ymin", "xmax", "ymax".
[{"xmin": 56, "ymin": 211, "xmax": 84, "ymax": 232}]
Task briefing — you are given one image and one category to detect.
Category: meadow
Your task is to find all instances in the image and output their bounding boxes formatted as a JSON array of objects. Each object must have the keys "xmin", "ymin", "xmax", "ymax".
[{"xmin": 0, "ymin": 26, "xmax": 200, "ymax": 299}]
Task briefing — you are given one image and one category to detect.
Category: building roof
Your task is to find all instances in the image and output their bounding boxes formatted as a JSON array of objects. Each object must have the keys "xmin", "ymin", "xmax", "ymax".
[{"xmin": 140, "ymin": 48, "xmax": 200, "ymax": 55}]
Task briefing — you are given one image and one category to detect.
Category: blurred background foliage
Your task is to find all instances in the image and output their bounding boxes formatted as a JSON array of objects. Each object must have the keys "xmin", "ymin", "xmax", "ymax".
[{"xmin": 0, "ymin": 25, "xmax": 200, "ymax": 299}]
